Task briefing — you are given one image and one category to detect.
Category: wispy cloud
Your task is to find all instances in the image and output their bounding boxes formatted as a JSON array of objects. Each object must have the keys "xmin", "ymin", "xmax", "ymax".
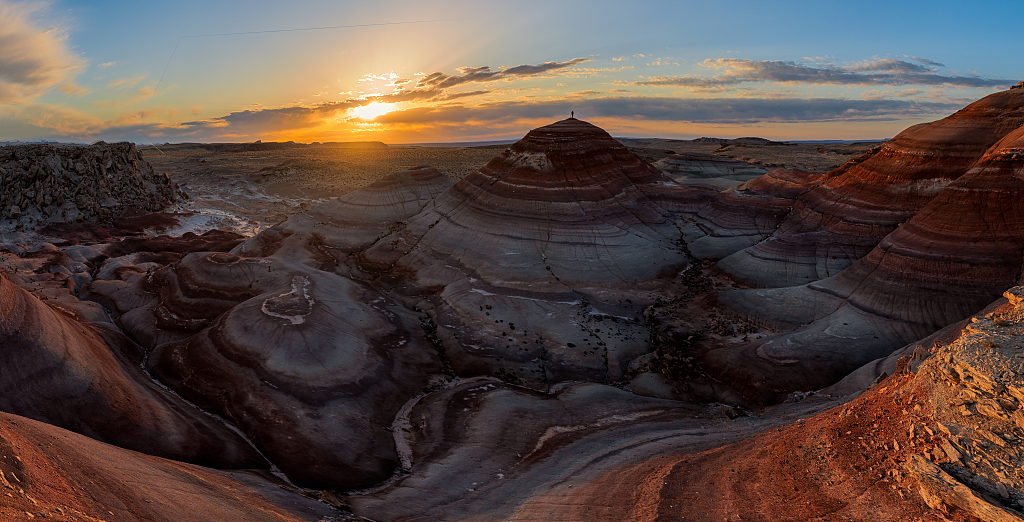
[
  {"xmin": 0, "ymin": 0, "xmax": 83, "ymax": 103},
  {"xmin": 374, "ymin": 96, "xmax": 961, "ymax": 126},
  {"xmin": 414, "ymin": 58, "xmax": 590, "ymax": 89},
  {"xmin": 106, "ymin": 74, "xmax": 147, "ymax": 89},
  {"xmin": 57, "ymin": 81, "xmax": 88, "ymax": 96},
  {"xmin": 635, "ymin": 58, "xmax": 1010, "ymax": 90}
]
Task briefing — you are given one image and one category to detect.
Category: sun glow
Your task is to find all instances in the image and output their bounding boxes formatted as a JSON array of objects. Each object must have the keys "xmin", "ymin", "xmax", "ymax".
[{"xmin": 350, "ymin": 102, "xmax": 395, "ymax": 121}]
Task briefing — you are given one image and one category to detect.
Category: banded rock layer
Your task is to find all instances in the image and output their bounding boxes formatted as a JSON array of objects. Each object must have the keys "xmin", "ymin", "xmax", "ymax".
[
  {"xmin": 709, "ymin": 98, "xmax": 1024, "ymax": 403},
  {"xmin": 354, "ymin": 118, "xmax": 691, "ymax": 388},
  {"xmin": 0, "ymin": 273, "xmax": 263, "ymax": 469},
  {"xmin": 0, "ymin": 411, "xmax": 336, "ymax": 522},
  {"xmin": 92, "ymin": 248, "xmax": 442, "ymax": 491},
  {"xmin": 719, "ymin": 89, "xmax": 1024, "ymax": 288}
]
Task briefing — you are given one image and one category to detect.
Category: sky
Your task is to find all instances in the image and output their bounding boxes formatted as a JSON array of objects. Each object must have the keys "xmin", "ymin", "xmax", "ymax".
[{"xmin": 1, "ymin": 0, "xmax": 1021, "ymax": 144}]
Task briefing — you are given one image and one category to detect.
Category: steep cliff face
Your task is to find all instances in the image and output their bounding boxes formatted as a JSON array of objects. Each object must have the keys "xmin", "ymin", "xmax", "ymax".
[{"xmin": 0, "ymin": 142, "xmax": 184, "ymax": 226}]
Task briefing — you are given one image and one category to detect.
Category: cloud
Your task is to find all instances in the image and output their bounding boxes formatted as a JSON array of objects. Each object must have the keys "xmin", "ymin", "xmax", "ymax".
[
  {"xmin": 97, "ymin": 61, "xmax": 116, "ymax": 68},
  {"xmin": 503, "ymin": 58, "xmax": 590, "ymax": 76},
  {"xmin": 415, "ymin": 58, "xmax": 590, "ymax": 89},
  {"xmin": 635, "ymin": 58, "xmax": 1009, "ymax": 90},
  {"xmin": 0, "ymin": 0, "xmax": 83, "ymax": 103},
  {"xmin": 908, "ymin": 56, "xmax": 945, "ymax": 68},
  {"xmin": 57, "ymin": 81, "xmax": 88, "ymax": 96},
  {"xmin": 208, "ymin": 101, "xmax": 362, "ymax": 131},
  {"xmin": 0, "ymin": 103, "xmax": 101, "ymax": 139},
  {"xmin": 107, "ymin": 74, "xmax": 146, "ymax": 89},
  {"xmin": 375, "ymin": 96, "xmax": 961, "ymax": 126},
  {"xmin": 94, "ymin": 83, "xmax": 157, "ymax": 108}
]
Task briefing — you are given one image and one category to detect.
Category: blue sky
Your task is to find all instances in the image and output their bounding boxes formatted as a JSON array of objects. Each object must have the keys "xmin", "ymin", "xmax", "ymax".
[{"xmin": 1, "ymin": 0, "xmax": 1020, "ymax": 143}]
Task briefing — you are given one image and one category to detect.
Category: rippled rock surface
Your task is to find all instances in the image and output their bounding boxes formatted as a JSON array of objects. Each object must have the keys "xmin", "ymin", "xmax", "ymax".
[
  {"xmin": 147, "ymin": 264, "xmax": 441, "ymax": 490},
  {"xmin": 681, "ymin": 168, "xmax": 823, "ymax": 260}
]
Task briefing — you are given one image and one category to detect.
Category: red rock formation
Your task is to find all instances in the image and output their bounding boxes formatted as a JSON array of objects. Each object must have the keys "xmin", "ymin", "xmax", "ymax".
[
  {"xmin": 710, "ymin": 113, "xmax": 1024, "ymax": 403},
  {"xmin": 0, "ymin": 411, "xmax": 337, "ymax": 522},
  {"xmin": 0, "ymin": 272, "xmax": 264, "ymax": 469},
  {"xmin": 720, "ymin": 89, "xmax": 1024, "ymax": 288}
]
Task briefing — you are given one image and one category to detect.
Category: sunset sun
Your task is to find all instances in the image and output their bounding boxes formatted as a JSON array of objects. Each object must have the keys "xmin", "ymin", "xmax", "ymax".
[{"xmin": 350, "ymin": 101, "xmax": 395, "ymax": 121}]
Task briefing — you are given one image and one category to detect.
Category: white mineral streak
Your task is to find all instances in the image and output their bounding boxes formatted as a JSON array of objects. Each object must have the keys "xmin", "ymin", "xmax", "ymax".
[{"xmin": 261, "ymin": 275, "xmax": 313, "ymax": 325}]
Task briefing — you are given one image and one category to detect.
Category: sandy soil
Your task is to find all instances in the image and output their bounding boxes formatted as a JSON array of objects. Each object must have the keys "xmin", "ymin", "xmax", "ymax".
[{"xmin": 621, "ymin": 138, "xmax": 880, "ymax": 173}]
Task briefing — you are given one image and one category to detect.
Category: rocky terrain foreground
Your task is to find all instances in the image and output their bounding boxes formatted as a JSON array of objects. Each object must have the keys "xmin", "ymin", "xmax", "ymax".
[{"xmin": 4, "ymin": 89, "xmax": 1024, "ymax": 520}]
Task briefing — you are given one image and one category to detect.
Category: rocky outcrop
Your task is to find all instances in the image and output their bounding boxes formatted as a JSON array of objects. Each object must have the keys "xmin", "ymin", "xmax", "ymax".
[
  {"xmin": 719, "ymin": 89, "xmax": 1024, "ymax": 288},
  {"xmin": 0, "ymin": 142, "xmax": 184, "ymax": 225}
]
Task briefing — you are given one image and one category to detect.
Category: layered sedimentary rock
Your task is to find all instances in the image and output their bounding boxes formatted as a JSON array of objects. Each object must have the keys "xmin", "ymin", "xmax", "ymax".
[
  {"xmin": 90, "ymin": 248, "xmax": 442, "ymax": 491},
  {"xmin": 0, "ymin": 273, "xmax": 263, "ymax": 469},
  {"xmin": 234, "ymin": 165, "xmax": 455, "ymax": 264},
  {"xmin": 0, "ymin": 411, "xmax": 338, "ymax": 522},
  {"xmin": 719, "ymin": 89, "xmax": 1024, "ymax": 288},
  {"xmin": 709, "ymin": 113, "xmax": 1024, "ymax": 402},
  {"xmin": 401, "ymin": 287, "xmax": 1024, "ymax": 522},
  {"xmin": 653, "ymin": 152, "xmax": 767, "ymax": 190},
  {"xmin": 147, "ymin": 264, "xmax": 442, "ymax": 490},
  {"xmin": 346, "ymin": 378, "xmax": 828, "ymax": 521},
  {"xmin": 584, "ymin": 287, "xmax": 1024, "ymax": 522},
  {"xmin": 353, "ymin": 118, "xmax": 691, "ymax": 388},
  {"xmin": 681, "ymin": 168, "xmax": 823, "ymax": 260},
  {"xmin": 0, "ymin": 142, "xmax": 184, "ymax": 224},
  {"xmin": 82, "ymin": 169, "xmax": 458, "ymax": 489}
]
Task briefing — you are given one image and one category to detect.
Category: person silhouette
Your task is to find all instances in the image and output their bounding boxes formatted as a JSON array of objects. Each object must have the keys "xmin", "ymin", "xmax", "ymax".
[{"xmin": 571, "ymin": 111, "xmax": 574, "ymax": 118}]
